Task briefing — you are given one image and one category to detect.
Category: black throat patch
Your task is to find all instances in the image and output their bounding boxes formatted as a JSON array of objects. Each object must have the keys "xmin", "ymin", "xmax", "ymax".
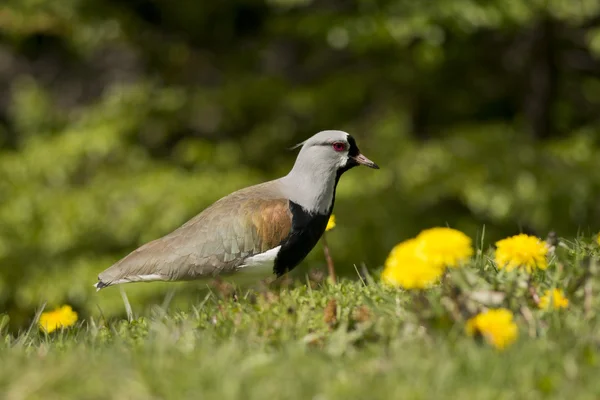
[{"xmin": 273, "ymin": 202, "xmax": 330, "ymax": 276}]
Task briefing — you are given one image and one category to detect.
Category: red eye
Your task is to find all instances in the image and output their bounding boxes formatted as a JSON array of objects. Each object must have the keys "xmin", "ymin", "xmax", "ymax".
[{"xmin": 332, "ymin": 142, "xmax": 346, "ymax": 152}]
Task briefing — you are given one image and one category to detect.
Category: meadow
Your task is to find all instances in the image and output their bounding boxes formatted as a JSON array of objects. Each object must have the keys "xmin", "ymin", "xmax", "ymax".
[
  {"xmin": 2, "ymin": 1, "xmax": 600, "ymax": 398},
  {"xmin": 2, "ymin": 228, "xmax": 599, "ymax": 399}
]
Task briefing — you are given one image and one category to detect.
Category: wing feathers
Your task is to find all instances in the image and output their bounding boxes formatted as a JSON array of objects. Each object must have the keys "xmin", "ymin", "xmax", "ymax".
[{"xmin": 97, "ymin": 187, "xmax": 293, "ymax": 288}]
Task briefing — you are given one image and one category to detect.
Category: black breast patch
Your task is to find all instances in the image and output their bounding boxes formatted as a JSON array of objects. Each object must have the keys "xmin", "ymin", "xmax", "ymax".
[{"xmin": 273, "ymin": 202, "xmax": 330, "ymax": 276}]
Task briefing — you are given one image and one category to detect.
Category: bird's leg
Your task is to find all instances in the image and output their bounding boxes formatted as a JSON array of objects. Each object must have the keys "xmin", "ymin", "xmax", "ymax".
[
  {"xmin": 322, "ymin": 235, "xmax": 337, "ymax": 284},
  {"xmin": 119, "ymin": 286, "xmax": 134, "ymax": 322}
]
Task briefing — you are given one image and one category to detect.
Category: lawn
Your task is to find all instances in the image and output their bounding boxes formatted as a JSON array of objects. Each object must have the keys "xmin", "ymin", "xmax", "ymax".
[{"xmin": 1, "ymin": 232, "xmax": 600, "ymax": 400}]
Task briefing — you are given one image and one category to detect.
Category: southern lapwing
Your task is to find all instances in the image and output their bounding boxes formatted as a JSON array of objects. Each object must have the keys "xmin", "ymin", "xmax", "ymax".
[{"xmin": 95, "ymin": 130, "xmax": 378, "ymax": 290}]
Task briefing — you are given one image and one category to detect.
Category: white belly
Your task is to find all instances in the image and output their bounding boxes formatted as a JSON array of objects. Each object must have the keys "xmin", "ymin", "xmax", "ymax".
[{"xmin": 221, "ymin": 246, "xmax": 281, "ymax": 287}]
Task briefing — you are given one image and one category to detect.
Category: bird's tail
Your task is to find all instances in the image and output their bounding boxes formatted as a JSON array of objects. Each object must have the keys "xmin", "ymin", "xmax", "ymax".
[
  {"xmin": 94, "ymin": 264, "xmax": 124, "ymax": 291},
  {"xmin": 94, "ymin": 268, "xmax": 166, "ymax": 291},
  {"xmin": 93, "ymin": 280, "xmax": 111, "ymax": 291},
  {"xmin": 94, "ymin": 239, "xmax": 170, "ymax": 291}
]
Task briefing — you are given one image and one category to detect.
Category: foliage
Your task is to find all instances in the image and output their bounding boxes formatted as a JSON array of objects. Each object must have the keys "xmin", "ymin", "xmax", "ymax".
[
  {"xmin": 1, "ymin": 0, "xmax": 600, "ymax": 326},
  {"xmin": 1, "ymin": 235, "xmax": 600, "ymax": 398}
]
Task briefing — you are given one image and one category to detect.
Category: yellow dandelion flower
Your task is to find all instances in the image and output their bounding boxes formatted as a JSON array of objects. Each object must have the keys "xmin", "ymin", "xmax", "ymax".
[
  {"xmin": 415, "ymin": 227, "xmax": 474, "ymax": 268},
  {"xmin": 539, "ymin": 288, "xmax": 569, "ymax": 310},
  {"xmin": 325, "ymin": 215, "xmax": 336, "ymax": 231},
  {"xmin": 495, "ymin": 234, "xmax": 548, "ymax": 273},
  {"xmin": 39, "ymin": 305, "xmax": 78, "ymax": 333},
  {"xmin": 381, "ymin": 239, "xmax": 444, "ymax": 289},
  {"xmin": 466, "ymin": 308, "xmax": 518, "ymax": 351}
]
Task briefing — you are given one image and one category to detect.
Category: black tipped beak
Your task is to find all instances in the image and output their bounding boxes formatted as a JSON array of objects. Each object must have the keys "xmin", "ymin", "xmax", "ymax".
[{"xmin": 352, "ymin": 153, "xmax": 379, "ymax": 169}]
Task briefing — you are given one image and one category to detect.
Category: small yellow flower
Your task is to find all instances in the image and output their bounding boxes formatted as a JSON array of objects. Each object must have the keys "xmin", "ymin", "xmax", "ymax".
[
  {"xmin": 381, "ymin": 239, "xmax": 444, "ymax": 289},
  {"xmin": 495, "ymin": 234, "xmax": 548, "ymax": 273},
  {"xmin": 325, "ymin": 215, "xmax": 336, "ymax": 231},
  {"xmin": 39, "ymin": 305, "xmax": 78, "ymax": 333},
  {"xmin": 466, "ymin": 308, "xmax": 518, "ymax": 351},
  {"xmin": 416, "ymin": 227, "xmax": 474, "ymax": 268},
  {"xmin": 539, "ymin": 288, "xmax": 569, "ymax": 310}
]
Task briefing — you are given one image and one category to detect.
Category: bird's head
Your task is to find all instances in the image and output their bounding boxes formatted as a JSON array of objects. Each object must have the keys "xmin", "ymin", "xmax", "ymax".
[{"xmin": 294, "ymin": 130, "xmax": 379, "ymax": 173}]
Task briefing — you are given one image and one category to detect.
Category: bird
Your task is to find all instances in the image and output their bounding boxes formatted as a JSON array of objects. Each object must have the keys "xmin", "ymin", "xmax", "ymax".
[{"xmin": 95, "ymin": 130, "xmax": 378, "ymax": 290}]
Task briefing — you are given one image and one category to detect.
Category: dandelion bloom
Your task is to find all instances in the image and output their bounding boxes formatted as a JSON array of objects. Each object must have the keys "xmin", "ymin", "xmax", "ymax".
[
  {"xmin": 325, "ymin": 215, "xmax": 336, "ymax": 231},
  {"xmin": 416, "ymin": 227, "xmax": 473, "ymax": 268},
  {"xmin": 466, "ymin": 308, "xmax": 518, "ymax": 350},
  {"xmin": 39, "ymin": 305, "xmax": 78, "ymax": 333},
  {"xmin": 381, "ymin": 239, "xmax": 444, "ymax": 289},
  {"xmin": 539, "ymin": 288, "xmax": 569, "ymax": 310},
  {"xmin": 495, "ymin": 234, "xmax": 548, "ymax": 272}
]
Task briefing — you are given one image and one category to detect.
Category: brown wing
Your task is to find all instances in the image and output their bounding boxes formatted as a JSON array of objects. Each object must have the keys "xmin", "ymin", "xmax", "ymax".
[{"xmin": 97, "ymin": 185, "xmax": 292, "ymax": 286}]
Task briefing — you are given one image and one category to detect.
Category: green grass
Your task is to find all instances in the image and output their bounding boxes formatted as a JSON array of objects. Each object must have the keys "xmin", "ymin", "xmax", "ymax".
[{"xmin": 2, "ymin": 238, "xmax": 600, "ymax": 399}]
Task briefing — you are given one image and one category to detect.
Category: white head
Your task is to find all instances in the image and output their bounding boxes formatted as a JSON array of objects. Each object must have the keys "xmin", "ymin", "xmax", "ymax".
[{"xmin": 281, "ymin": 130, "xmax": 379, "ymax": 214}]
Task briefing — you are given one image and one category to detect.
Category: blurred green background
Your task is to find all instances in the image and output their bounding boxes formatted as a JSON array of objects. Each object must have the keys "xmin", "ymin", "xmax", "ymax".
[{"xmin": 1, "ymin": 0, "xmax": 600, "ymax": 329}]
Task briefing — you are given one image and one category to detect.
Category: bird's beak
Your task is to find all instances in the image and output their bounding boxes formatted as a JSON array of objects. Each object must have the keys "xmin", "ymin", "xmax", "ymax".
[{"xmin": 352, "ymin": 153, "xmax": 379, "ymax": 169}]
